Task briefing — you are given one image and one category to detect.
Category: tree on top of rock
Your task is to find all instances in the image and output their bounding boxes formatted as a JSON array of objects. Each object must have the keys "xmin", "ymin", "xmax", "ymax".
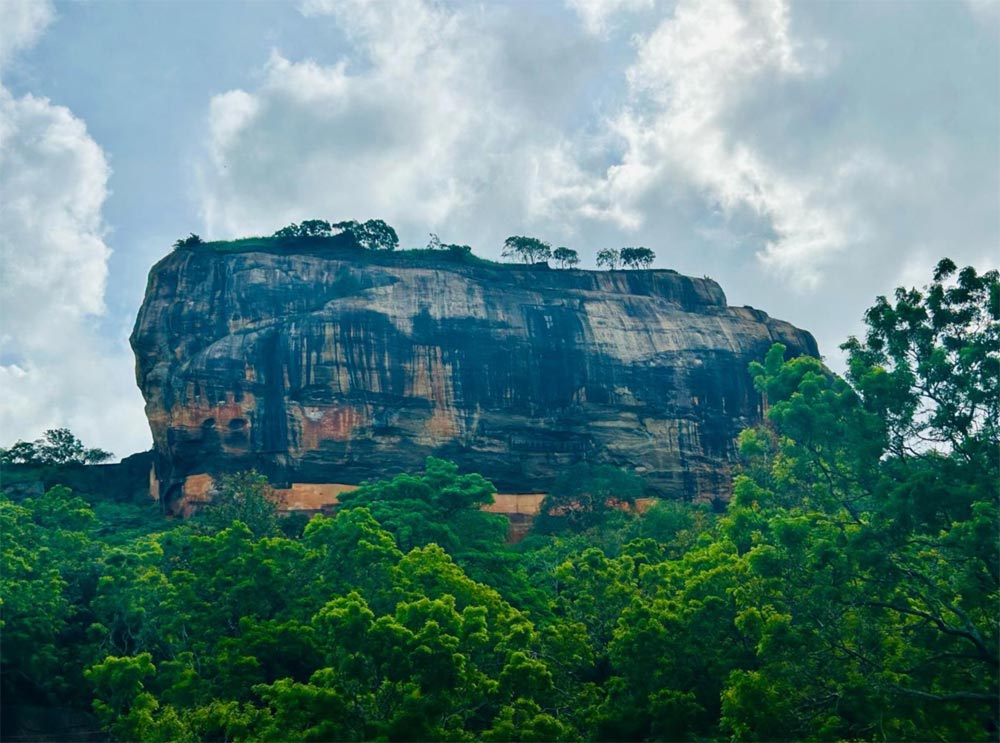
[
  {"xmin": 271, "ymin": 219, "xmax": 398, "ymax": 250},
  {"xmin": 272, "ymin": 221, "xmax": 333, "ymax": 238},
  {"xmin": 298, "ymin": 219, "xmax": 333, "ymax": 237},
  {"xmin": 172, "ymin": 233, "xmax": 203, "ymax": 249},
  {"xmin": 552, "ymin": 247, "xmax": 580, "ymax": 269},
  {"xmin": 620, "ymin": 247, "xmax": 655, "ymax": 269},
  {"xmin": 502, "ymin": 236, "xmax": 552, "ymax": 264},
  {"xmin": 357, "ymin": 219, "xmax": 399, "ymax": 251},
  {"xmin": 596, "ymin": 248, "xmax": 621, "ymax": 270}
]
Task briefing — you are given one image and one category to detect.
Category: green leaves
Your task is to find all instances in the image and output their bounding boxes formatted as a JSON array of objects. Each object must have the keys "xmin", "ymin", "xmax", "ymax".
[
  {"xmin": 502, "ymin": 235, "xmax": 552, "ymax": 264},
  {"xmin": 196, "ymin": 470, "xmax": 280, "ymax": 538},
  {"xmin": 843, "ymin": 259, "xmax": 999, "ymax": 465}
]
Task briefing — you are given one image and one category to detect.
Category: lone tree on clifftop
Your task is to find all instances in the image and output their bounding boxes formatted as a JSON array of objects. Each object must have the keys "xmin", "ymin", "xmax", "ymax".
[
  {"xmin": 596, "ymin": 248, "xmax": 621, "ymax": 270},
  {"xmin": 620, "ymin": 246, "xmax": 655, "ymax": 269},
  {"xmin": 552, "ymin": 247, "xmax": 580, "ymax": 268},
  {"xmin": 502, "ymin": 235, "xmax": 552, "ymax": 264}
]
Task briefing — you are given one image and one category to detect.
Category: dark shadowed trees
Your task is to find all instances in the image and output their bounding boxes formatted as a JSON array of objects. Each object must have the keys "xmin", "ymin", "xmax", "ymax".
[
  {"xmin": 552, "ymin": 247, "xmax": 580, "ymax": 268},
  {"xmin": 620, "ymin": 246, "xmax": 655, "ymax": 269},
  {"xmin": 502, "ymin": 236, "xmax": 552, "ymax": 264},
  {"xmin": 0, "ymin": 428, "xmax": 113, "ymax": 466}
]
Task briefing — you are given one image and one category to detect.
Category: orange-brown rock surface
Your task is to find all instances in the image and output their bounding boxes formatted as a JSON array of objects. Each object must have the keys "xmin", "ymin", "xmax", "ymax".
[{"xmin": 131, "ymin": 237, "xmax": 817, "ymax": 513}]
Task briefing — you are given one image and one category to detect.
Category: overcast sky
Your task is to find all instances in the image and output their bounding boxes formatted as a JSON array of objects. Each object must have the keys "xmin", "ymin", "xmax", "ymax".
[{"xmin": 0, "ymin": 0, "xmax": 997, "ymax": 459}]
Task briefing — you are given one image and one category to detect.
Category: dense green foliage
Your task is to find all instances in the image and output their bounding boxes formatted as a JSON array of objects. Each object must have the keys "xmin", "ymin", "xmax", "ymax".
[
  {"xmin": 2, "ymin": 261, "xmax": 996, "ymax": 741},
  {"xmin": 536, "ymin": 463, "xmax": 644, "ymax": 534},
  {"xmin": 596, "ymin": 247, "xmax": 656, "ymax": 270},
  {"xmin": 173, "ymin": 234, "xmax": 204, "ymax": 249},
  {"xmin": 619, "ymin": 247, "xmax": 655, "ymax": 269},
  {"xmin": 271, "ymin": 219, "xmax": 399, "ymax": 251}
]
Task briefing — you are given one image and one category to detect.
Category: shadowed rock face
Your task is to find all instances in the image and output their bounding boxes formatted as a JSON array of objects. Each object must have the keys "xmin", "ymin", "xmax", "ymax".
[{"xmin": 131, "ymin": 239, "xmax": 818, "ymax": 511}]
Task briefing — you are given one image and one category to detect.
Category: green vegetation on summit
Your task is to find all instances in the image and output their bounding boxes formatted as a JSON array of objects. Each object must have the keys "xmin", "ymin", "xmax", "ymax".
[{"xmin": 170, "ymin": 218, "xmax": 653, "ymax": 273}]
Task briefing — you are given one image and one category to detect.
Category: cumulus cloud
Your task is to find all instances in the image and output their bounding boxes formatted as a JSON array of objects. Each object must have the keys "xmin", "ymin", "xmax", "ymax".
[
  {"xmin": 552, "ymin": 0, "xmax": 997, "ymax": 344},
  {"xmin": 0, "ymin": 0, "xmax": 54, "ymax": 66},
  {"xmin": 556, "ymin": 0, "xmax": 861, "ymax": 287},
  {"xmin": 0, "ymin": 89, "xmax": 110, "ymax": 337},
  {"xmin": 0, "ymin": 23, "xmax": 149, "ymax": 456},
  {"xmin": 200, "ymin": 0, "xmax": 607, "ymax": 250}
]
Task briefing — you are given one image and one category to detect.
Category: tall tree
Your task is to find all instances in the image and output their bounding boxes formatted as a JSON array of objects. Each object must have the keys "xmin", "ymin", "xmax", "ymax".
[
  {"xmin": 552, "ymin": 247, "xmax": 580, "ymax": 268},
  {"xmin": 619, "ymin": 246, "xmax": 655, "ymax": 269},
  {"xmin": 596, "ymin": 248, "xmax": 621, "ymax": 270},
  {"xmin": 502, "ymin": 236, "xmax": 552, "ymax": 264},
  {"xmin": 198, "ymin": 470, "xmax": 280, "ymax": 538},
  {"xmin": 841, "ymin": 258, "xmax": 999, "ymax": 465},
  {"xmin": 351, "ymin": 219, "xmax": 399, "ymax": 250}
]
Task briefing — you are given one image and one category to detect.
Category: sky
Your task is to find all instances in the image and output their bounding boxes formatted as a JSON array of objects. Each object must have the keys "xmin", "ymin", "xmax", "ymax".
[{"xmin": 0, "ymin": 0, "xmax": 997, "ymax": 460}]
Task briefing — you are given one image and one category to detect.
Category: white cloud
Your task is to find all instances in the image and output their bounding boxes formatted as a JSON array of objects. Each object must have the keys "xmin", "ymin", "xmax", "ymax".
[
  {"xmin": 564, "ymin": 0, "xmax": 855, "ymax": 288},
  {"xmin": 566, "ymin": 0, "xmax": 654, "ymax": 37},
  {"xmin": 200, "ymin": 0, "xmax": 607, "ymax": 250},
  {"xmin": 0, "ymin": 0, "xmax": 54, "ymax": 66},
  {"xmin": 0, "ymin": 89, "xmax": 109, "ymax": 335},
  {"xmin": 0, "ymin": 82, "xmax": 149, "ymax": 457}
]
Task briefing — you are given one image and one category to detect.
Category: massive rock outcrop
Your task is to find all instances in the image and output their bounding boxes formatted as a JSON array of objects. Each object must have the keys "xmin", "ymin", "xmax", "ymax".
[{"xmin": 132, "ymin": 236, "xmax": 817, "ymax": 512}]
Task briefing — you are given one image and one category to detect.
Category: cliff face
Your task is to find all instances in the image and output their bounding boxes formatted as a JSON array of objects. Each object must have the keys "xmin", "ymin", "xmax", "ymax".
[{"xmin": 132, "ymin": 239, "xmax": 817, "ymax": 511}]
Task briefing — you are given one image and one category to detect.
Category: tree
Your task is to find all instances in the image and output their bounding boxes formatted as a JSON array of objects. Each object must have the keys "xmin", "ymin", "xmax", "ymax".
[
  {"xmin": 841, "ymin": 258, "xmax": 999, "ymax": 466},
  {"xmin": 335, "ymin": 219, "xmax": 399, "ymax": 250},
  {"xmin": 0, "ymin": 440, "xmax": 41, "ymax": 465},
  {"xmin": 537, "ymin": 463, "xmax": 643, "ymax": 534},
  {"xmin": 298, "ymin": 219, "xmax": 333, "ymax": 237},
  {"xmin": 596, "ymin": 248, "xmax": 621, "ymax": 270},
  {"xmin": 336, "ymin": 458, "xmax": 505, "ymax": 561},
  {"xmin": 199, "ymin": 470, "xmax": 280, "ymax": 538},
  {"xmin": 502, "ymin": 236, "xmax": 551, "ymax": 264},
  {"xmin": 619, "ymin": 246, "xmax": 655, "ymax": 269},
  {"xmin": 273, "ymin": 220, "xmax": 335, "ymax": 239},
  {"xmin": 172, "ymin": 234, "xmax": 203, "ymax": 249},
  {"xmin": 552, "ymin": 247, "xmax": 580, "ymax": 269},
  {"xmin": 271, "ymin": 219, "xmax": 397, "ymax": 249},
  {"xmin": 0, "ymin": 428, "xmax": 113, "ymax": 466}
]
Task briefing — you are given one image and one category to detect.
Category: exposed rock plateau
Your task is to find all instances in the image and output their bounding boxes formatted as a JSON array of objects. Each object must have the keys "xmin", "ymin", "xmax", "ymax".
[{"xmin": 132, "ymin": 237, "xmax": 817, "ymax": 513}]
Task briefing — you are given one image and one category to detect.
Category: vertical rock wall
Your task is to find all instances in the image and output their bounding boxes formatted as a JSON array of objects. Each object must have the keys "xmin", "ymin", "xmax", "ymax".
[{"xmin": 131, "ymin": 241, "xmax": 818, "ymax": 512}]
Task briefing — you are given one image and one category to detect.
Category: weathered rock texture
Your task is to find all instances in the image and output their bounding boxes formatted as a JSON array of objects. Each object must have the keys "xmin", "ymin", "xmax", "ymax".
[{"xmin": 132, "ymin": 238, "xmax": 817, "ymax": 512}]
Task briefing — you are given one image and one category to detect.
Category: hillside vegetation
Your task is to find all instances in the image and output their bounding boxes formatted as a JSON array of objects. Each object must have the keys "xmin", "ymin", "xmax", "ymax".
[{"xmin": 2, "ymin": 260, "xmax": 997, "ymax": 741}]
